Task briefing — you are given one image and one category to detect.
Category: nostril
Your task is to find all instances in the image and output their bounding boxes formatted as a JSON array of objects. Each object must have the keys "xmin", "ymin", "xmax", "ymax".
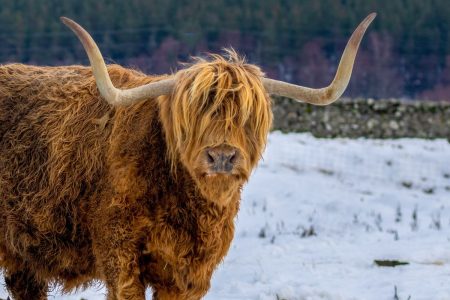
[
  {"xmin": 228, "ymin": 153, "xmax": 236, "ymax": 164},
  {"xmin": 207, "ymin": 152, "xmax": 215, "ymax": 164}
]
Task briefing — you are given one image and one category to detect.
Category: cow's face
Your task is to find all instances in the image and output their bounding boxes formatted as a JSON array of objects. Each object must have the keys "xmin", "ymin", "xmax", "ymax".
[{"xmin": 160, "ymin": 52, "xmax": 273, "ymax": 205}]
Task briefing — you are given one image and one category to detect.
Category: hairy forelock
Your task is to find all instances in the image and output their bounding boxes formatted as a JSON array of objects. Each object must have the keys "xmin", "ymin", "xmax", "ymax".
[{"xmin": 160, "ymin": 49, "xmax": 273, "ymax": 174}]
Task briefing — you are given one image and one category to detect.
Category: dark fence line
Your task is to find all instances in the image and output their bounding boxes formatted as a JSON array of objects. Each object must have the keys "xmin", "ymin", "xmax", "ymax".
[{"xmin": 272, "ymin": 97, "xmax": 450, "ymax": 140}]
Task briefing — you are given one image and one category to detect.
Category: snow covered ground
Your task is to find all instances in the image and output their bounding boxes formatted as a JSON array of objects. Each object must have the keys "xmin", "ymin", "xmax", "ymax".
[{"xmin": 1, "ymin": 132, "xmax": 450, "ymax": 300}]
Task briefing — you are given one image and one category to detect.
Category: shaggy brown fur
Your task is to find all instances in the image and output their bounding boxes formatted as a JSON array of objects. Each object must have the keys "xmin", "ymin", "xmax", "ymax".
[{"xmin": 0, "ymin": 51, "xmax": 272, "ymax": 299}]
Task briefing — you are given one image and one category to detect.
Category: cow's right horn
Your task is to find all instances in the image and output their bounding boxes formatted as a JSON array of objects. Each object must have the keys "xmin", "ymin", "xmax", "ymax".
[{"xmin": 61, "ymin": 17, "xmax": 175, "ymax": 106}]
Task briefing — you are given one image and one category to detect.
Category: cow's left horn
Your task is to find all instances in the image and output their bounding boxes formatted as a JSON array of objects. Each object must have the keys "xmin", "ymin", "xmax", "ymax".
[
  {"xmin": 61, "ymin": 17, "xmax": 175, "ymax": 106},
  {"xmin": 262, "ymin": 13, "xmax": 376, "ymax": 106}
]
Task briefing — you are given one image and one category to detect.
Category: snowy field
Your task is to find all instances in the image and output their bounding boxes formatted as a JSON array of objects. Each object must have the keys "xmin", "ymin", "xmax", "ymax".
[{"xmin": 1, "ymin": 132, "xmax": 450, "ymax": 300}]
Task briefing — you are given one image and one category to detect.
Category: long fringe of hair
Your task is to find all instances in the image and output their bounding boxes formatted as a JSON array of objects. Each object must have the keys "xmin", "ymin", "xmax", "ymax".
[{"xmin": 160, "ymin": 49, "xmax": 273, "ymax": 173}]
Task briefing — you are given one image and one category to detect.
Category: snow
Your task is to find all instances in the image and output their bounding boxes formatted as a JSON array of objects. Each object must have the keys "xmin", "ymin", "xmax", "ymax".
[{"xmin": 1, "ymin": 132, "xmax": 450, "ymax": 300}]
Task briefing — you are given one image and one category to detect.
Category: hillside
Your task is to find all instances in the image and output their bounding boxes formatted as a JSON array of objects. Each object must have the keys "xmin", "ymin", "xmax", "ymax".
[{"xmin": 0, "ymin": 1, "xmax": 449, "ymax": 99}]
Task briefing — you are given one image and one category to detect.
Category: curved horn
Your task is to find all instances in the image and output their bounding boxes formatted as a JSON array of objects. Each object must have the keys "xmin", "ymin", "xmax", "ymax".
[
  {"xmin": 61, "ymin": 17, "xmax": 175, "ymax": 106},
  {"xmin": 263, "ymin": 13, "xmax": 376, "ymax": 106}
]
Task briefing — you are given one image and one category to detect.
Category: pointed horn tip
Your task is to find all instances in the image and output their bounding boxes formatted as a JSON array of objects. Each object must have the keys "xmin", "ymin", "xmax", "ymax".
[
  {"xmin": 367, "ymin": 12, "xmax": 377, "ymax": 20},
  {"xmin": 60, "ymin": 16, "xmax": 73, "ymax": 26},
  {"xmin": 362, "ymin": 12, "xmax": 377, "ymax": 28},
  {"xmin": 59, "ymin": 17, "xmax": 95, "ymax": 54},
  {"xmin": 60, "ymin": 17, "xmax": 82, "ymax": 33},
  {"xmin": 348, "ymin": 12, "xmax": 376, "ymax": 44}
]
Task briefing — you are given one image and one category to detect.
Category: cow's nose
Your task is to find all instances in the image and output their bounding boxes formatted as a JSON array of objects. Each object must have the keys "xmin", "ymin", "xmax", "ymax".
[{"xmin": 206, "ymin": 146, "xmax": 238, "ymax": 173}]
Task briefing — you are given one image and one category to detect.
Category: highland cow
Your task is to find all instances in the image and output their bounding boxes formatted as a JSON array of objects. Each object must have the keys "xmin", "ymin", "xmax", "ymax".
[{"xmin": 0, "ymin": 13, "xmax": 375, "ymax": 300}]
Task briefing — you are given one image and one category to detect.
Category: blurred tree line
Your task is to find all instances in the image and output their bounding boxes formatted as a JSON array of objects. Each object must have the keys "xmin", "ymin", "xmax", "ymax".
[{"xmin": 0, "ymin": 0, "xmax": 449, "ymax": 100}]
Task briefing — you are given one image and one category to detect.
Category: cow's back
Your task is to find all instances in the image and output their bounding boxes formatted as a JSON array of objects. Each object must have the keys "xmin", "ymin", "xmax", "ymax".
[{"xmin": 0, "ymin": 63, "xmax": 145, "ymax": 287}]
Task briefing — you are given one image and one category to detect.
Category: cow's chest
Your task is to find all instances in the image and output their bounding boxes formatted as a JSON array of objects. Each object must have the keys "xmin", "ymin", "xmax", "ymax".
[{"xmin": 140, "ymin": 215, "xmax": 234, "ymax": 292}]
